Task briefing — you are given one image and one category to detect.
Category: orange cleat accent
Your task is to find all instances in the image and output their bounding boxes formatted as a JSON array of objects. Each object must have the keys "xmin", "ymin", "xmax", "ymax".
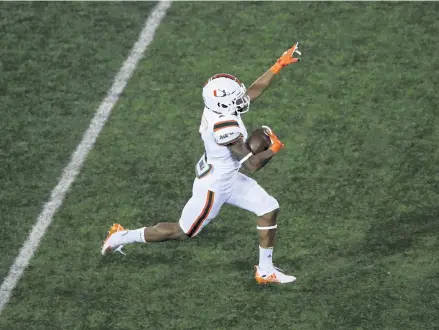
[
  {"xmin": 255, "ymin": 265, "xmax": 296, "ymax": 284},
  {"xmin": 101, "ymin": 223, "xmax": 127, "ymax": 255},
  {"xmin": 255, "ymin": 271, "xmax": 280, "ymax": 284},
  {"xmin": 103, "ymin": 224, "xmax": 125, "ymax": 243}
]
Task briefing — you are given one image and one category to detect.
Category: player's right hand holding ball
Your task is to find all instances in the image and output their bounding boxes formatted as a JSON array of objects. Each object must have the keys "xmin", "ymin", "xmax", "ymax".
[{"xmin": 262, "ymin": 125, "xmax": 285, "ymax": 154}]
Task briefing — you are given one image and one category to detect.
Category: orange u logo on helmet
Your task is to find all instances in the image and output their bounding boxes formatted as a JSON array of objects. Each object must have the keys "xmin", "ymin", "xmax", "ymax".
[{"xmin": 213, "ymin": 89, "xmax": 230, "ymax": 98}]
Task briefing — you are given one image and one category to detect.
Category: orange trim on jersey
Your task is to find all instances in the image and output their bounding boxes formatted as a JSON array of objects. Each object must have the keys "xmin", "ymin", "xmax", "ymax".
[
  {"xmin": 187, "ymin": 191, "xmax": 215, "ymax": 237},
  {"xmin": 213, "ymin": 120, "xmax": 239, "ymax": 132}
]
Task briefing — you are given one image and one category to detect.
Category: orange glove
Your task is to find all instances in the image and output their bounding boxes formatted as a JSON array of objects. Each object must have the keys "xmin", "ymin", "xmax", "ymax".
[
  {"xmin": 262, "ymin": 125, "xmax": 285, "ymax": 154},
  {"xmin": 270, "ymin": 42, "xmax": 302, "ymax": 74}
]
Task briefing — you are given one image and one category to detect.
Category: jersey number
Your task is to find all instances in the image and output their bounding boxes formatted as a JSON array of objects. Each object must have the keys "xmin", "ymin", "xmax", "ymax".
[{"xmin": 195, "ymin": 153, "xmax": 212, "ymax": 178}]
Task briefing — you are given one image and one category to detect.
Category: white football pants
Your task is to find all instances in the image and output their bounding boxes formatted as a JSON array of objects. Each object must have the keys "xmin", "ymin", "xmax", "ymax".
[{"xmin": 179, "ymin": 171, "xmax": 279, "ymax": 237}]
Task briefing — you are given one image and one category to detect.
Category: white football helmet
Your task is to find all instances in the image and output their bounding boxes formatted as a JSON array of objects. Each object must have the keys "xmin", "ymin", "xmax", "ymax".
[{"xmin": 202, "ymin": 73, "xmax": 250, "ymax": 115}]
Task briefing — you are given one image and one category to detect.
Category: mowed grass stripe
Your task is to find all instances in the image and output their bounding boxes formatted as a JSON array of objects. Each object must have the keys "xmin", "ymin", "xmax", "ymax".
[
  {"xmin": 0, "ymin": 1, "xmax": 172, "ymax": 313},
  {"xmin": 0, "ymin": 1, "xmax": 157, "ymax": 280}
]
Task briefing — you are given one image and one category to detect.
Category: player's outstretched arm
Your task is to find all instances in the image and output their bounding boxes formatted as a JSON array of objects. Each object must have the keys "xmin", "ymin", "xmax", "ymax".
[{"xmin": 246, "ymin": 42, "xmax": 301, "ymax": 102}]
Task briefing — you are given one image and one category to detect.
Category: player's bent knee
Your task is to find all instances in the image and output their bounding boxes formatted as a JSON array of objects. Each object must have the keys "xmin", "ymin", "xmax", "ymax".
[
  {"xmin": 174, "ymin": 225, "xmax": 189, "ymax": 240},
  {"xmin": 176, "ymin": 232, "xmax": 190, "ymax": 240},
  {"xmin": 269, "ymin": 196, "xmax": 280, "ymax": 211},
  {"xmin": 257, "ymin": 195, "xmax": 279, "ymax": 217}
]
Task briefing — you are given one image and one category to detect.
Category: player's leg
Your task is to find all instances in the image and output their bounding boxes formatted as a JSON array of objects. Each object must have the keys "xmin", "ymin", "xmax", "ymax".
[
  {"xmin": 100, "ymin": 222, "xmax": 184, "ymax": 255},
  {"xmin": 257, "ymin": 208, "xmax": 278, "ymax": 248},
  {"xmin": 226, "ymin": 173, "xmax": 296, "ymax": 284},
  {"xmin": 101, "ymin": 180, "xmax": 225, "ymax": 255},
  {"xmin": 143, "ymin": 185, "xmax": 225, "ymax": 240},
  {"xmin": 143, "ymin": 222, "xmax": 187, "ymax": 241}
]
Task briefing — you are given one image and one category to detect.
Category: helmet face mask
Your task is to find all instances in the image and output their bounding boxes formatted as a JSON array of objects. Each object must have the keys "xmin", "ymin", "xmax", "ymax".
[
  {"xmin": 202, "ymin": 73, "xmax": 250, "ymax": 115},
  {"xmin": 235, "ymin": 93, "xmax": 250, "ymax": 114}
]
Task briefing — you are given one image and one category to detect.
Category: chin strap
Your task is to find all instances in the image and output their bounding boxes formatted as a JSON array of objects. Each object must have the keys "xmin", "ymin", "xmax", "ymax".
[{"xmin": 257, "ymin": 224, "xmax": 278, "ymax": 230}]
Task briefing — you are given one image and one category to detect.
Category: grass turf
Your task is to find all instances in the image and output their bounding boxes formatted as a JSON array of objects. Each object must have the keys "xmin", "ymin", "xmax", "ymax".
[
  {"xmin": 1, "ymin": 2, "xmax": 438, "ymax": 329},
  {"xmin": 0, "ymin": 1, "xmax": 156, "ymax": 280}
]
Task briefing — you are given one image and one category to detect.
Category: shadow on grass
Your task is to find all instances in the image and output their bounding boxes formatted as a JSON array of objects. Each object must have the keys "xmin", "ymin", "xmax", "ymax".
[{"xmin": 350, "ymin": 206, "xmax": 439, "ymax": 258}]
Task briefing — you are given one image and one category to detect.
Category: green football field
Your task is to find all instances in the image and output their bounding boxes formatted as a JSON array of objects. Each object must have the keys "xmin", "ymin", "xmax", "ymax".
[{"xmin": 1, "ymin": 1, "xmax": 438, "ymax": 329}]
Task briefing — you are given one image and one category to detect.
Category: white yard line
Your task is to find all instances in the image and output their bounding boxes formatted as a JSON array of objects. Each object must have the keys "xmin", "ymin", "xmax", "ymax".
[{"xmin": 0, "ymin": 1, "xmax": 172, "ymax": 313}]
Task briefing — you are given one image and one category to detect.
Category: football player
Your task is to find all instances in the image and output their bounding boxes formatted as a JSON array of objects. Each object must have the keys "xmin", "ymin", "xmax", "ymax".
[{"xmin": 102, "ymin": 42, "xmax": 302, "ymax": 284}]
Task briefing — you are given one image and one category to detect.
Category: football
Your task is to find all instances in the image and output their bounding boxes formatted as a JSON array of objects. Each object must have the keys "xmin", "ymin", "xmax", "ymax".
[{"xmin": 246, "ymin": 128, "xmax": 271, "ymax": 154}]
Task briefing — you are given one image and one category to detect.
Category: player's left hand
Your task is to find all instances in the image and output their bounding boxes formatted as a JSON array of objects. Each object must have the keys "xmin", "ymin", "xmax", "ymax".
[
  {"xmin": 279, "ymin": 42, "xmax": 302, "ymax": 65},
  {"xmin": 270, "ymin": 42, "xmax": 302, "ymax": 74},
  {"xmin": 262, "ymin": 125, "xmax": 285, "ymax": 154}
]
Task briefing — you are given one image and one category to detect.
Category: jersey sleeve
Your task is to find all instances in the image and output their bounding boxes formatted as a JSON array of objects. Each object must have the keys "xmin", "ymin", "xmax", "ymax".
[{"xmin": 213, "ymin": 118, "xmax": 243, "ymax": 146}]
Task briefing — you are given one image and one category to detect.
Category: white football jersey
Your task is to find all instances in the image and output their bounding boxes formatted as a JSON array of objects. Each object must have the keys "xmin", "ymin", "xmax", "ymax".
[{"xmin": 196, "ymin": 107, "xmax": 248, "ymax": 177}]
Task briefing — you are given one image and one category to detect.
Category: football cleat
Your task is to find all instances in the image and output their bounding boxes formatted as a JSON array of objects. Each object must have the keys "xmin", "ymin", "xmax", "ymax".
[
  {"xmin": 101, "ymin": 223, "xmax": 127, "ymax": 256},
  {"xmin": 254, "ymin": 265, "xmax": 297, "ymax": 284}
]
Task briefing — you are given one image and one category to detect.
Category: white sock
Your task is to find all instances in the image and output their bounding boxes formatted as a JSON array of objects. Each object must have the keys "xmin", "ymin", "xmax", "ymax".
[
  {"xmin": 259, "ymin": 246, "xmax": 274, "ymax": 271},
  {"xmin": 118, "ymin": 228, "xmax": 146, "ymax": 245}
]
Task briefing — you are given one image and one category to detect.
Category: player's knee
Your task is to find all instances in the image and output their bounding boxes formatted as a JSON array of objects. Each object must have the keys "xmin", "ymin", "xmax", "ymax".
[
  {"xmin": 184, "ymin": 229, "xmax": 201, "ymax": 239},
  {"xmin": 173, "ymin": 224, "xmax": 189, "ymax": 241},
  {"xmin": 177, "ymin": 232, "xmax": 190, "ymax": 240},
  {"xmin": 266, "ymin": 195, "xmax": 280, "ymax": 213},
  {"xmin": 258, "ymin": 196, "xmax": 279, "ymax": 218}
]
